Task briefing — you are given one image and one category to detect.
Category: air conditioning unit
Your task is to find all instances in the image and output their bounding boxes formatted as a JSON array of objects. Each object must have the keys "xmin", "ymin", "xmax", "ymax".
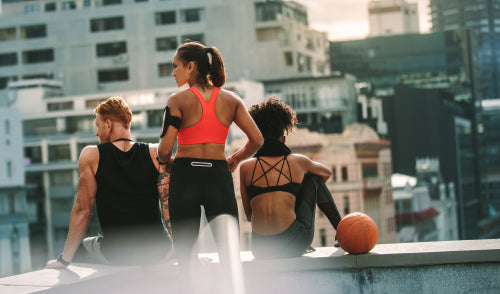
[{"xmin": 113, "ymin": 53, "xmax": 129, "ymax": 64}]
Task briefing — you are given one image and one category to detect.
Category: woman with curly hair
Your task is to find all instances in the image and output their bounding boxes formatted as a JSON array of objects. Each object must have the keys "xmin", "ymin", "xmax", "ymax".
[{"xmin": 239, "ymin": 96, "xmax": 341, "ymax": 259}]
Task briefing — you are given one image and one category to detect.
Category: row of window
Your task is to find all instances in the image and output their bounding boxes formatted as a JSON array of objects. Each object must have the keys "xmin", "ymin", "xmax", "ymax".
[
  {"xmin": 1, "ymin": 8, "xmax": 202, "ymax": 43},
  {"xmin": 0, "ymin": 49, "xmax": 54, "ymax": 66}
]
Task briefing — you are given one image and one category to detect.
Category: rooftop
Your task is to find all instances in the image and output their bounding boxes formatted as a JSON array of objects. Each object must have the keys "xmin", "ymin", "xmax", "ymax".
[{"xmin": 1, "ymin": 239, "xmax": 499, "ymax": 294}]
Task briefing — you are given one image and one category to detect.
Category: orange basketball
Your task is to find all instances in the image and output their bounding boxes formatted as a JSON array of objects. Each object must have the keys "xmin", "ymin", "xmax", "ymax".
[{"xmin": 336, "ymin": 212, "xmax": 379, "ymax": 254}]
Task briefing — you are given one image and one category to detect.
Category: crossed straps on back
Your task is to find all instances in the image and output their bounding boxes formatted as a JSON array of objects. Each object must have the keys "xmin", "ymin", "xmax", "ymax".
[{"xmin": 250, "ymin": 155, "xmax": 293, "ymax": 188}]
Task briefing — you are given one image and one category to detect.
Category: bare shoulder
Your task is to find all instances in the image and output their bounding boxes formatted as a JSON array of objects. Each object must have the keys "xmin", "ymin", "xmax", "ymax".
[
  {"xmin": 220, "ymin": 88, "xmax": 242, "ymax": 104},
  {"xmin": 79, "ymin": 145, "xmax": 99, "ymax": 172},
  {"xmin": 288, "ymin": 153, "xmax": 312, "ymax": 164}
]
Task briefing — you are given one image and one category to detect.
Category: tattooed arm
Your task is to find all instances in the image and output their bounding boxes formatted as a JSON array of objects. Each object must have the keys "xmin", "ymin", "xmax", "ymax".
[{"xmin": 157, "ymin": 163, "xmax": 172, "ymax": 233}]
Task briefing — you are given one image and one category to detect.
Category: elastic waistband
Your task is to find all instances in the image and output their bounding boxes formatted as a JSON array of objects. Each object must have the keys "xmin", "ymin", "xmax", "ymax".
[{"xmin": 172, "ymin": 157, "xmax": 228, "ymax": 169}]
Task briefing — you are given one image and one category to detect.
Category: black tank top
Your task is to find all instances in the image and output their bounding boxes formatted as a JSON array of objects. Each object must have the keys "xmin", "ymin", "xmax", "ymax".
[{"xmin": 95, "ymin": 142, "xmax": 169, "ymax": 264}]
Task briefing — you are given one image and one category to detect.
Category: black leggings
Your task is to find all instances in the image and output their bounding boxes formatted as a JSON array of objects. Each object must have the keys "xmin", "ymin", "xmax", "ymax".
[
  {"xmin": 251, "ymin": 172, "xmax": 341, "ymax": 259},
  {"xmin": 168, "ymin": 158, "xmax": 238, "ymax": 268}
]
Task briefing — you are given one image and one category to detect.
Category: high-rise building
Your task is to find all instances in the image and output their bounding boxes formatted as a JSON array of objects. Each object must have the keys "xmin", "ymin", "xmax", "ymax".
[
  {"xmin": 479, "ymin": 99, "xmax": 500, "ymax": 222},
  {"xmin": 0, "ymin": 0, "xmax": 330, "ymax": 97},
  {"xmin": 429, "ymin": 0, "xmax": 500, "ymax": 99},
  {"xmin": 368, "ymin": 0, "xmax": 420, "ymax": 37},
  {"xmin": 0, "ymin": 108, "xmax": 31, "ymax": 277},
  {"xmin": 382, "ymin": 86, "xmax": 481, "ymax": 240},
  {"xmin": 330, "ymin": 29, "xmax": 482, "ymax": 103}
]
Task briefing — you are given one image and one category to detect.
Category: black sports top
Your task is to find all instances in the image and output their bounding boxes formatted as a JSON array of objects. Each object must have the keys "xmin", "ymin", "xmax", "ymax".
[
  {"xmin": 246, "ymin": 155, "xmax": 301, "ymax": 201},
  {"xmin": 94, "ymin": 142, "xmax": 170, "ymax": 264}
]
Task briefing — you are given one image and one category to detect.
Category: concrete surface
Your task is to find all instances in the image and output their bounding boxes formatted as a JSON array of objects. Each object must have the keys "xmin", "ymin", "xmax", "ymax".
[{"xmin": 0, "ymin": 239, "xmax": 499, "ymax": 294}]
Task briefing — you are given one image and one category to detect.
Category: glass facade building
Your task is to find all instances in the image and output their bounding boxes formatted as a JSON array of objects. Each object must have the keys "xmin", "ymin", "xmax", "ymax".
[{"xmin": 429, "ymin": 0, "xmax": 500, "ymax": 99}]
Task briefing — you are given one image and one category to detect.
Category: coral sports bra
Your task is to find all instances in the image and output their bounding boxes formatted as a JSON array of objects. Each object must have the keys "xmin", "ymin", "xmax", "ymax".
[{"xmin": 177, "ymin": 87, "xmax": 230, "ymax": 145}]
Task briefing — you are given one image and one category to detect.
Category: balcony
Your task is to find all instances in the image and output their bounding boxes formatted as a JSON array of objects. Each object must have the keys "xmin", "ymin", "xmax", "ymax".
[{"xmin": 0, "ymin": 239, "xmax": 498, "ymax": 293}]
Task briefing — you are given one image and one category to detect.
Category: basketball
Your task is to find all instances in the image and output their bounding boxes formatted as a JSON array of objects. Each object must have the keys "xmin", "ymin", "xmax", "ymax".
[{"xmin": 336, "ymin": 212, "xmax": 379, "ymax": 254}]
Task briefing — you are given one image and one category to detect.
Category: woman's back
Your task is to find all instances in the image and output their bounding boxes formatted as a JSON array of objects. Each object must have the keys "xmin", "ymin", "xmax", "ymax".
[
  {"xmin": 241, "ymin": 154, "xmax": 311, "ymax": 235},
  {"xmin": 170, "ymin": 86, "xmax": 239, "ymax": 160}
]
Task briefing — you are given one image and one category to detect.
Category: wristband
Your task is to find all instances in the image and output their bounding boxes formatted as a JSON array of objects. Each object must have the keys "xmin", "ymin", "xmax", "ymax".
[
  {"xmin": 57, "ymin": 253, "xmax": 71, "ymax": 267},
  {"xmin": 156, "ymin": 155, "xmax": 169, "ymax": 165}
]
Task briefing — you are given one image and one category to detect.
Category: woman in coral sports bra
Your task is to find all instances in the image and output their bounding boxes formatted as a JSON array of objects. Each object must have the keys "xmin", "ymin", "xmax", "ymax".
[{"xmin": 157, "ymin": 40, "xmax": 263, "ymax": 291}]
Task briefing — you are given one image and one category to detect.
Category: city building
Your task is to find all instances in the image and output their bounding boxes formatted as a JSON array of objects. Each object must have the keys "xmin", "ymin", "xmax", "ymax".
[
  {"xmin": 329, "ymin": 29, "xmax": 481, "ymax": 103},
  {"xmin": 232, "ymin": 124, "xmax": 397, "ymax": 250},
  {"xmin": 392, "ymin": 173, "xmax": 439, "ymax": 243},
  {"xmin": 381, "ymin": 86, "xmax": 481, "ymax": 240},
  {"xmin": 368, "ymin": 0, "xmax": 419, "ymax": 37},
  {"xmin": 429, "ymin": 0, "xmax": 500, "ymax": 99},
  {"xmin": 415, "ymin": 157, "xmax": 459, "ymax": 241},
  {"xmin": 262, "ymin": 73, "xmax": 359, "ymax": 134},
  {"xmin": 0, "ymin": 107, "xmax": 31, "ymax": 278},
  {"xmin": 0, "ymin": 0, "xmax": 330, "ymax": 97},
  {"xmin": 478, "ymin": 99, "xmax": 500, "ymax": 238},
  {"xmin": 7, "ymin": 78, "xmax": 264, "ymax": 269}
]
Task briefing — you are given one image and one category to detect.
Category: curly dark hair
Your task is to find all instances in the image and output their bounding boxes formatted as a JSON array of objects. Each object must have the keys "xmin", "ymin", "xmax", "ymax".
[{"xmin": 248, "ymin": 96, "xmax": 297, "ymax": 140}]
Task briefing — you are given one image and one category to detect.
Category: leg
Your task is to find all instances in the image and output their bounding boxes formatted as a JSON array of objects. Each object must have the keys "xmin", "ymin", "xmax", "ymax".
[
  {"xmin": 299, "ymin": 172, "xmax": 341, "ymax": 229},
  {"xmin": 204, "ymin": 163, "xmax": 245, "ymax": 294}
]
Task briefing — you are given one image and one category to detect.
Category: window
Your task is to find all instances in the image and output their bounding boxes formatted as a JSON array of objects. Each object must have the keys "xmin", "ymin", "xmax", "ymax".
[
  {"xmin": 284, "ymin": 51, "xmax": 293, "ymax": 66},
  {"xmin": 0, "ymin": 27, "xmax": 16, "ymax": 41},
  {"xmin": 25, "ymin": 146, "xmax": 42, "ymax": 164},
  {"xmin": 49, "ymin": 144, "xmax": 71, "ymax": 162},
  {"xmin": 156, "ymin": 36, "xmax": 177, "ymax": 51},
  {"xmin": 47, "ymin": 101, "xmax": 74, "ymax": 111},
  {"xmin": 181, "ymin": 33, "xmax": 204, "ymax": 44},
  {"xmin": 25, "ymin": 4, "xmax": 41, "ymax": 14},
  {"xmin": 103, "ymin": 0, "xmax": 122, "ymax": 5},
  {"xmin": 158, "ymin": 63, "xmax": 173, "ymax": 77},
  {"xmin": 255, "ymin": 2, "xmax": 282, "ymax": 22},
  {"xmin": 341, "ymin": 166, "xmax": 348, "ymax": 181},
  {"xmin": 98, "ymin": 68, "xmax": 129, "ymax": 82},
  {"xmin": 6, "ymin": 161, "xmax": 13, "ymax": 178},
  {"xmin": 155, "ymin": 11, "xmax": 176, "ymax": 25},
  {"xmin": 90, "ymin": 17, "xmax": 124, "ymax": 32},
  {"xmin": 50, "ymin": 170, "xmax": 73, "ymax": 186},
  {"xmin": 5, "ymin": 119, "xmax": 10, "ymax": 135},
  {"xmin": 22, "ymin": 49, "xmax": 54, "ymax": 64},
  {"xmin": 343, "ymin": 196, "xmax": 349, "ymax": 215},
  {"xmin": 20, "ymin": 24, "xmax": 47, "ymax": 39},
  {"xmin": 96, "ymin": 41, "xmax": 127, "ymax": 57},
  {"xmin": 45, "ymin": 2, "xmax": 56, "ymax": 12},
  {"xmin": 85, "ymin": 98, "xmax": 106, "ymax": 109},
  {"xmin": 297, "ymin": 52, "xmax": 304, "ymax": 72},
  {"xmin": 362, "ymin": 164, "xmax": 378, "ymax": 179},
  {"xmin": 331, "ymin": 167, "xmax": 336, "ymax": 182},
  {"xmin": 62, "ymin": 1, "xmax": 76, "ymax": 10},
  {"xmin": 0, "ymin": 53, "xmax": 18, "ymax": 66},
  {"xmin": 83, "ymin": 0, "xmax": 91, "ymax": 7},
  {"xmin": 8, "ymin": 194, "xmax": 16, "ymax": 213},
  {"xmin": 182, "ymin": 8, "xmax": 202, "ymax": 22}
]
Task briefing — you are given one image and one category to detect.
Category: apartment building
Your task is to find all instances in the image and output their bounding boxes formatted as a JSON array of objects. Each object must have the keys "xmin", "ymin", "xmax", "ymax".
[
  {"xmin": 0, "ymin": 108, "xmax": 31, "ymax": 277},
  {"xmin": 0, "ymin": 0, "xmax": 330, "ymax": 96},
  {"xmin": 368, "ymin": 0, "xmax": 419, "ymax": 37}
]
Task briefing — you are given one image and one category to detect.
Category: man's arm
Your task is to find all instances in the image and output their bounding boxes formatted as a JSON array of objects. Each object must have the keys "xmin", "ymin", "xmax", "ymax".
[
  {"xmin": 157, "ymin": 164, "xmax": 172, "ymax": 233},
  {"xmin": 45, "ymin": 146, "xmax": 98, "ymax": 268}
]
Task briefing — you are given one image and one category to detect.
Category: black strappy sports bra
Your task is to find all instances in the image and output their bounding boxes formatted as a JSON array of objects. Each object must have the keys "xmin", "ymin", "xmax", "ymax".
[{"xmin": 246, "ymin": 155, "xmax": 301, "ymax": 201}]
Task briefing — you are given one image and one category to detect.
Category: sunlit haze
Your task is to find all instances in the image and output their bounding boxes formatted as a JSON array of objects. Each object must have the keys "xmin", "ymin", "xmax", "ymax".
[{"xmin": 303, "ymin": 0, "xmax": 432, "ymax": 41}]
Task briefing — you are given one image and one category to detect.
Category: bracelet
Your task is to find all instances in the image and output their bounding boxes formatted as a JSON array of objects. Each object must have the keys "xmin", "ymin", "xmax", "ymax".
[
  {"xmin": 156, "ymin": 155, "xmax": 169, "ymax": 165},
  {"xmin": 57, "ymin": 253, "xmax": 71, "ymax": 267}
]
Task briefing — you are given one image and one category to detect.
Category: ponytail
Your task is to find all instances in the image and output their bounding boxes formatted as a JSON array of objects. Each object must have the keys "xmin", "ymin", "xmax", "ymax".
[{"xmin": 207, "ymin": 46, "xmax": 226, "ymax": 87}]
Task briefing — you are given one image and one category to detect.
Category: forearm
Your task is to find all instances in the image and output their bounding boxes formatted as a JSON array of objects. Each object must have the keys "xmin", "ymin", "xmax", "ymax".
[
  {"xmin": 61, "ymin": 208, "xmax": 92, "ymax": 261},
  {"xmin": 229, "ymin": 140, "xmax": 262, "ymax": 166},
  {"xmin": 157, "ymin": 170, "xmax": 171, "ymax": 232}
]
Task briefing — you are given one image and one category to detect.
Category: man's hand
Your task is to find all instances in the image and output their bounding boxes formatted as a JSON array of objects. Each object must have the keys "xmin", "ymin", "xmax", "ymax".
[{"xmin": 45, "ymin": 260, "xmax": 68, "ymax": 269}]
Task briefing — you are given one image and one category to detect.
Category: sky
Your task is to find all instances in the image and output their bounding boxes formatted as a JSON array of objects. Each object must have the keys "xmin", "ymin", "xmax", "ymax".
[{"xmin": 301, "ymin": 0, "xmax": 431, "ymax": 41}]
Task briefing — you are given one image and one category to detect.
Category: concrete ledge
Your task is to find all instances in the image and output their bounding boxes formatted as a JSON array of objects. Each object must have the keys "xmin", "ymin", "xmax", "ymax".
[{"xmin": 1, "ymin": 239, "xmax": 499, "ymax": 294}]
